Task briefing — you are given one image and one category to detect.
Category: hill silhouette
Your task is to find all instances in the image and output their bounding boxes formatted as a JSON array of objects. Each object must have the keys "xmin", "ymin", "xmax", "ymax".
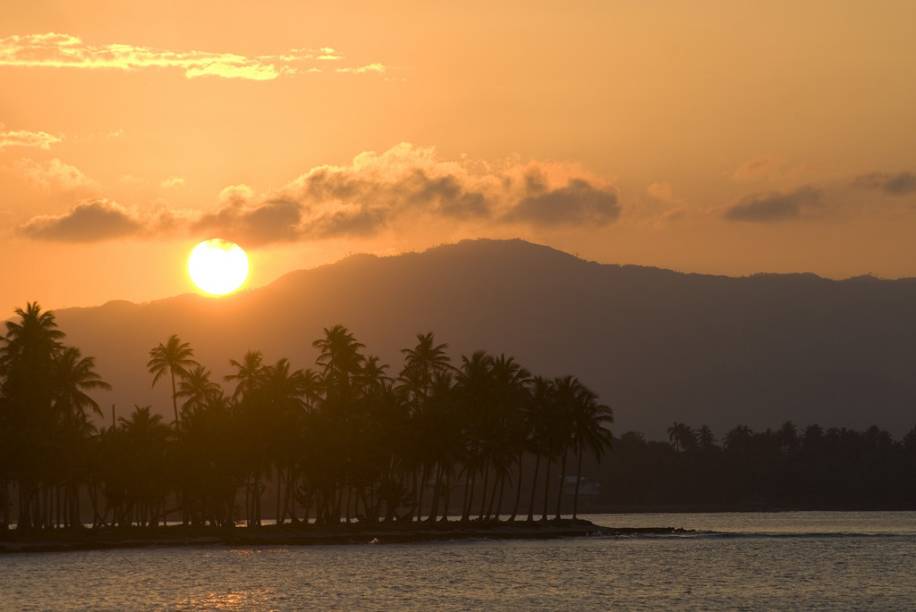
[{"xmin": 52, "ymin": 239, "xmax": 916, "ymax": 437}]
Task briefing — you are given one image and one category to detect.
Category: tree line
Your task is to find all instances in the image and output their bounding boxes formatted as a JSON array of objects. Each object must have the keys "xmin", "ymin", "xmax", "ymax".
[
  {"xmin": 600, "ymin": 421, "xmax": 916, "ymax": 509},
  {"xmin": 0, "ymin": 303, "xmax": 613, "ymax": 530}
]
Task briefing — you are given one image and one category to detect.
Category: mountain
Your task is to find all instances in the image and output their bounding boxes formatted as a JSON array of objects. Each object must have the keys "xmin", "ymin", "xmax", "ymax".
[{"xmin": 52, "ymin": 239, "xmax": 916, "ymax": 437}]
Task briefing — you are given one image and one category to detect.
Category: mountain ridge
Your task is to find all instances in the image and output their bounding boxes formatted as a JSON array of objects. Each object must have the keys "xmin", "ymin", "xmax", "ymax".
[{"xmin": 44, "ymin": 238, "xmax": 916, "ymax": 437}]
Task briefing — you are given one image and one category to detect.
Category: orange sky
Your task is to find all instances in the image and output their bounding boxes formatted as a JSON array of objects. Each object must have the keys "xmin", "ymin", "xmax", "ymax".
[{"xmin": 3, "ymin": 0, "xmax": 916, "ymax": 312}]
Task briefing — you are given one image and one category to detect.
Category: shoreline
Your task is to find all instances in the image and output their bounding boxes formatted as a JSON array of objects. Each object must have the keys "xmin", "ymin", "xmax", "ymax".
[{"xmin": 0, "ymin": 519, "xmax": 689, "ymax": 554}]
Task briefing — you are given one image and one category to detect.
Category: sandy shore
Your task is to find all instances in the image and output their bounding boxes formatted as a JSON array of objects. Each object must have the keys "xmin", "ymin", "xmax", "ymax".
[{"xmin": 0, "ymin": 519, "xmax": 690, "ymax": 553}]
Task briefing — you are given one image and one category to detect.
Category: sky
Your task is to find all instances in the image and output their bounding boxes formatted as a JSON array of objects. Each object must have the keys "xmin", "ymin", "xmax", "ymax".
[{"xmin": 3, "ymin": 0, "xmax": 916, "ymax": 312}]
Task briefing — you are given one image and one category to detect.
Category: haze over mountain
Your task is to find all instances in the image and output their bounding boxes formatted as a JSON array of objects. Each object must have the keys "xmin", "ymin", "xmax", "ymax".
[{"xmin": 52, "ymin": 239, "xmax": 916, "ymax": 437}]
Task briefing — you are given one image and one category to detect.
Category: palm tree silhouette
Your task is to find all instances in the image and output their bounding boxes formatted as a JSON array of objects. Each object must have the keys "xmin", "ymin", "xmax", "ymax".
[
  {"xmin": 1, "ymin": 303, "xmax": 65, "ymax": 529},
  {"xmin": 668, "ymin": 422, "xmax": 696, "ymax": 453},
  {"xmin": 147, "ymin": 335, "xmax": 198, "ymax": 427},
  {"xmin": 526, "ymin": 376, "xmax": 554, "ymax": 522},
  {"xmin": 1, "ymin": 306, "xmax": 633, "ymax": 531},
  {"xmin": 175, "ymin": 365, "xmax": 221, "ymax": 419},
  {"xmin": 225, "ymin": 350, "xmax": 265, "ymax": 399},
  {"xmin": 568, "ymin": 378, "xmax": 612, "ymax": 519},
  {"xmin": 52, "ymin": 347, "xmax": 111, "ymax": 423}
]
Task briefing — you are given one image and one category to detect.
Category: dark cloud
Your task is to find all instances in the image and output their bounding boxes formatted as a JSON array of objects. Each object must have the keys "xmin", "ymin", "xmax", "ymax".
[
  {"xmin": 303, "ymin": 206, "xmax": 389, "ymax": 237},
  {"xmin": 853, "ymin": 172, "xmax": 916, "ymax": 196},
  {"xmin": 298, "ymin": 168, "xmax": 491, "ymax": 226},
  {"xmin": 192, "ymin": 199, "xmax": 303, "ymax": 245},
  {"xmin": 400, "ymin": 171, "xmax": 490, "ymax": 219},
  {"xmin": 503, "ymin": 179, "xmax": 620, "ymax": 226},
  {"xmin": 18, "ymin": 200, "xmax": 143, "ymax": 241},
  {"xmin": 723, "ymin": 187, "xmax": 821, "ymax": 223}
]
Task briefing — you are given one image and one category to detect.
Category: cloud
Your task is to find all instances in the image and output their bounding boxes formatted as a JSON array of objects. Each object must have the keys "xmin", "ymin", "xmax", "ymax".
[
  {"xmin": 336, "ymin": 63, "xmax": 386, "ymax": 74},
  {"xmin": 0, "ymin": 129, "xmax": 61, "ymax": 149},
  {"xmin": 218, "ymin": 184, "xmax": 255, "ymax": 205},
  {"xmin": 16, "ymin": 144, "xmax": 620, "ymax": 244},
  {"xmin": 732, "ymin": 156, "xmax": 807, "ymax": 184},
  {"xmin": 160, "ymin": 176, "xmax": 185, "ymax": 189},
  {"xmin": 18, "ymin": 200, "xmax": 143, "ymax": 242},
  {"xmin": 193, "ymin": 198, "xmax": 303, "ymax": 244},
  {"xmin": 733, "ymin": 157, "xmax": 782, "ymax": 181},
  {"xmin": 647, "ymin": 181, "xmax": 675, "ymax": 203},
  {"xmin": 17, "ymin": 158, "xmax": 95, "ymax": 190},
  {"xmin": 503, "ymin": 178, "xmax": 620, "ymax": 226},
  {"xmin": 190, "ymin": 145, "xmax": 619, "ymax": 243},
  {"xmin": 853, "ymin": 172, "xmax": 916, "ymax": 196},
  {"xmin": 0, "ymin": 33, "xmax": 387, "ymax": 81},
  {"xmin": 723, "ymin": 186, "xmax": 821, "ymax": 222}
]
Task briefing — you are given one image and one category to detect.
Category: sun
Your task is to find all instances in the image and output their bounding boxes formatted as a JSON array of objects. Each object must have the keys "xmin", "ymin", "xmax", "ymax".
[{"xmin": 188, "ymin": 239, "xmax": 249, "ymax": 296}]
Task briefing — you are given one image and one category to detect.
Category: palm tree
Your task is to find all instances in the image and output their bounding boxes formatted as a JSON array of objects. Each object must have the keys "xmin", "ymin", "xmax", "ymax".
[
  {"xmin": 698, "ymin": 425, "xmax": 717, "ymax": 452},
  {"xmin": 551, "ymin": 376, "xmax": 580, "ymax": 520},
  {"xmin": 668, "ymin": 422, "xmax": 696, "ymax": 453},
  {"xmin": 525, "ymin": 376, "xmax": 553, "ymax": 522},
  {"xmin": 0, "ymin": 302, "xmax": 65, "ymax": 371},
  {"xmin": 51, "ymin": 346, "xmax": 111, "ymax": 528},
  {"xmin": 118, "ymin": 406, "xmax": 172, "ymax": 527},
  {"xmin": 400, "ymin": 333, "xmax": 451, "ymax": 398},
  {"xmin": 225, "ymin": 351, "xmax": 265, "ymax": 399},
  {"xmin": 52, "ymin": 347, "xmax": 111, "ymax": 423},
  {"xmin": 147, "ymin": 335, "xmax": 198, "ymax": 427},
  {"xmin": 488, "ymin": 354, "xmax": 530, "ymax": 521},
  {"xmin": 398, "ymin": 334, "xmax": 452, "ymax": 522},
  {"xmin": 568, "ymin": 379, "xmax": 612, "ymax": 519},
  {"xmin": 1, "ymin": 303, "xmax": 66, "ymax": 530},
  {"xmin": 454, "ymin": 350, "xmax": 493, "ymax": 522},
  {"xmin": 313, "ymin": 325, "xmax": 364, "ymax": 397},
  {"xmin": 175, "ymin": 365, "xmax": 222, "ymax": 417}
]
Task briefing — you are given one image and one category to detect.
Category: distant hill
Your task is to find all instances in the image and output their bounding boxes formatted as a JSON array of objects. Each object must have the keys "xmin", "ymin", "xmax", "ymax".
[{"xmin": 52, "ymin": 239, "xmax": 916, "ymax": 437}]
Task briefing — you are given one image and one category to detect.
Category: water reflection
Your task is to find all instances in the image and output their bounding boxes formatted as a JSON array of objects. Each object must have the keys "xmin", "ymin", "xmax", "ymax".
[{"xmin": 1, "ymin": 512, "xmax": 915, "ymax": 611}]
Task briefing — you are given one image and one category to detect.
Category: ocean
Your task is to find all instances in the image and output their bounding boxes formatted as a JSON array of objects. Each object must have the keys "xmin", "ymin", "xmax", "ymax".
[{"xmin": 2, "ymin": 512, "xmax": 915, "ymax": 610}]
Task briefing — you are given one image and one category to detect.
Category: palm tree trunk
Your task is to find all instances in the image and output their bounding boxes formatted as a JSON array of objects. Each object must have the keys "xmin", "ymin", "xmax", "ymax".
[
  {"xmin": 170, "ymin": 369, "xmax": 179, "ymax": 427},
  {"xmin": 285, "ymin": 469, "xmax": 297, "ymax": 524},
  {"xmin": 573, "ymin": 441, "xmax": 584, "ymax": 519},
  {"xmin": 254, "ymin": 471, "xmax": 262, "ymax": 527},
  {"xmin": 440, "ymin": 471, "xmax": 451, "ymax": 522},
  {"xmin": 555, "ymin": 447, "xmax": 568, "ymax": 520},
  {"xmin": 462, "ymin": 470, "xmax": 474, "ymax": 522},
  {"xmin": 275, "ymin": 466, "xmax": 283, "ymax": 525},
  {"xmin": 541, "ymin": 457, "xmax": 552, "ymax": 521},
  {"xmin": 485, "ymin": 473, "xmax": 500, "ymax": 520},
  {"xmin": 526, "ymin": 455, "xmax": 540, "ymax": 522},
  {"xmin": 1, "ymin": 480, "xmax": 9, "ymax": 530},
  {"xmin": 477, "ymin": 461, "xmax": 490, "ymax": 520},
  {"xmin": 416, "ymin": 465, "xmax": 429, "ymax": 522},
  {"xmin": 426, "ymin": 465, "xmax": 442, "ymax": 523},
  {"xmin": 509, "ymin": 457, "xmax": 524, "ymax": 522}
]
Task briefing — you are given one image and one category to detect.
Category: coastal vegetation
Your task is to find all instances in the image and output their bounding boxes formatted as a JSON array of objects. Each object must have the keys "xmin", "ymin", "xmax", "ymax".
[
  {"xmin": 3, "ymin": 302, "xmax": 916, "ymax": 533},
  {"xmin": 602, "ymin": 421, "xmax": 916, "ymax": 510},
  {"xmin": 0, "ymin": 303, "xmax": 612, "ymax": 530}
]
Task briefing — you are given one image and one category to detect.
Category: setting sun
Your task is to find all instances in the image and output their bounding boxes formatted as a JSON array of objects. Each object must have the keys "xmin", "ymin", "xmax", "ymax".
[{"xmin": 188, "ymin": 239, "xmax": 248, "ymax": 296}]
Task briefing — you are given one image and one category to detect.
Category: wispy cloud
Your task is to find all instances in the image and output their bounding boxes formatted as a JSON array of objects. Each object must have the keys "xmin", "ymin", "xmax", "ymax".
[
  {"xmin": 723, "ymin": 187, "xmax": 821, "ymax": 223},
  {"xmin": 853, "ymin": 171, "xmax": 916, "ymax": 196},
  {"xmin": 16, "ymin": 158, "xmax": 95, "ymax": 191},
  {"xmin": 336, "ymin": 63, "xmax": 386, "ymax": 75},
  {"xmin": 0, "ymin": 128, "xmax": 61, "ymax": 150},
  {"xmin": 0, "ymin": 33, "xmax": 387, "ymax": 81}
]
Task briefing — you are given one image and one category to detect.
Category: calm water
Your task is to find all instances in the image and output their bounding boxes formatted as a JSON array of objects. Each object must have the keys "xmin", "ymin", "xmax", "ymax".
[{"xmin": 2, "ymin": 512, "xmax": 915, "ymax": 610}]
